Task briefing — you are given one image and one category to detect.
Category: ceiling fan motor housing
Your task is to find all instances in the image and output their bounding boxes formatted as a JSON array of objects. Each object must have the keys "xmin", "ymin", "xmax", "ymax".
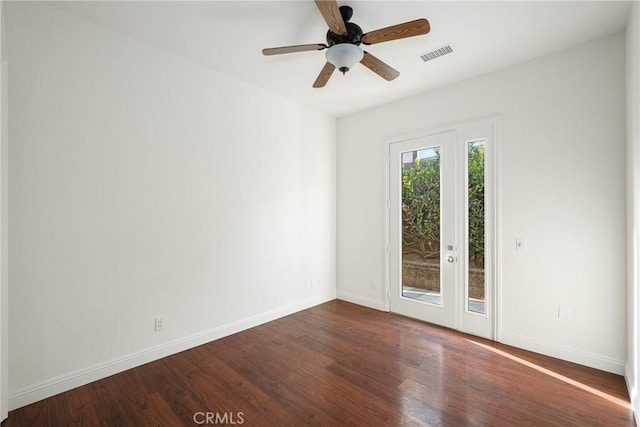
[
  {"xmin": 326, "ymin": 6, "xmax": 363, "ymax": 48},
  {"xmin": 326, "ymin": 22, "xmax": 363, "ymax": 47}
]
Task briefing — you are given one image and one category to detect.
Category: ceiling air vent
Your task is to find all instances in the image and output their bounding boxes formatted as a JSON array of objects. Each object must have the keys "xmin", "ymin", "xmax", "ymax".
[{"xmin": 419, "ymin": 45, "xmax": 453, "ymax": 63}]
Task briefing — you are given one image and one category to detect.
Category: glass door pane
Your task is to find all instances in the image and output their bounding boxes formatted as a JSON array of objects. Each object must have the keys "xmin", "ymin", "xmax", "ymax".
[
  {"xmin": 401, "ymin": 147, "xmax": 441, "ymax": 305},
  {"xmin": 467, "ymin": 140, "xmax": 485, "ymax": 314}
]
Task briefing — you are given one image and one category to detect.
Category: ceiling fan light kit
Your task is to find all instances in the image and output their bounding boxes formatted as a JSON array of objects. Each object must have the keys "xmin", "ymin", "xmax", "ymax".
[
  {"xmin": 326, "ymin": 43, "xmax": 364, "ymax": 74},
  {"xmin": 262, "ymin": 1, "xmax": 430, "ymax": 88}
]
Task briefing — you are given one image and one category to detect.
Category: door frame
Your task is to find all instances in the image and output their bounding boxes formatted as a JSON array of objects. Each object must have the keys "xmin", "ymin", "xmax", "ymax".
[{"xmin": 384, "ymin": 116, "xmax": 501, "ymax": 340}]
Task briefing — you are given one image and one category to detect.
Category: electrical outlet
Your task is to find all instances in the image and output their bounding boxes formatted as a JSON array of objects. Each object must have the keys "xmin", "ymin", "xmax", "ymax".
[
  {"xmin": 311, "ymin": 280, "xmax": 319, "ymax": 288},
  {"xmin": 155, "ymin": 316, "xmax": 166, "ymax": 331},
  {"xmin": 370, "ymin": 280, "xmax": 377, "ymax": 290}
]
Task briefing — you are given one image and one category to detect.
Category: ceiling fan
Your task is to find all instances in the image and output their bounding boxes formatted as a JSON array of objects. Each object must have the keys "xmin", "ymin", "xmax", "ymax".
[{"xmin": 262, "ymin": 0, "xmax": 430, "ymax": 88}]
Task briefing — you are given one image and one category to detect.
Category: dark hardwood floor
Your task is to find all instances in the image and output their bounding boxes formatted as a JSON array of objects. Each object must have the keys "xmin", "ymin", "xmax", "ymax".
[{"xmin": 3, "ymin": 300, "xmax": 635, "ymax": 426}]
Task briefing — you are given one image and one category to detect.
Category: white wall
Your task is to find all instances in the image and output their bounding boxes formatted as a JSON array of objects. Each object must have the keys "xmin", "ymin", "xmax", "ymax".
[
  {"xmin": 0, "ymin": 0, "xmax": 7, "ymax": 421},
  {"xmin": 338, "ymin": 33, "xmax": 627, "ymax": 373},
  {"xmin": 6, "ymin": 2, "xmax": 336, "ymax": 408},
  {"xmin": 626, "ymin": 0, "xmax": 640, "ymax": 416}
]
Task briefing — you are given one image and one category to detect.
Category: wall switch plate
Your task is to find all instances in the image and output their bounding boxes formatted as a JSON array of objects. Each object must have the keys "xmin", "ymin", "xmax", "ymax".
[
  {"xmin": 155, "ymin": 316, "xmax": 166, "ymax": 331},
  {"xmin": 370, "ymin": 280, "xmax": 377, "ymax": 290}
]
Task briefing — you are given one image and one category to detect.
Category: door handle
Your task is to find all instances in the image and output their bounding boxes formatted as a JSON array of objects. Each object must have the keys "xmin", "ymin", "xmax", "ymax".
[{"xmin": 446, "ymin": 256, "xmax": 455, "ymax": 263}]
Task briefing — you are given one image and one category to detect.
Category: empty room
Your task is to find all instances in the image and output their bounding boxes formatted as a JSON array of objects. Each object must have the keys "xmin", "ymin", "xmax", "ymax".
[{"xmin": 0, "ymin": 0, "xmax": 639, "ymax": 425}]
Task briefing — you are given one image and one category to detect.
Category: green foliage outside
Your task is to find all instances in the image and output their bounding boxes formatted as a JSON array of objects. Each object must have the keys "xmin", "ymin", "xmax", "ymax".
[
  {"xmin": 401, "ymin": 143, "xmax": 485, "ymax": 267},
  {"xmin": 401, "ymin": 150, "xmax": 441, "ymax": 260},
  {"xmin": 467, "ymin": 142, "xmax": 485, "ymax": 266}
]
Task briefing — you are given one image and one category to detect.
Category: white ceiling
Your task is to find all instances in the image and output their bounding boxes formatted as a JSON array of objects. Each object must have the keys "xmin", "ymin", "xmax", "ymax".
[{"xmin": 48, "ymin": 1, "xmax": 632, "ymax": 117}]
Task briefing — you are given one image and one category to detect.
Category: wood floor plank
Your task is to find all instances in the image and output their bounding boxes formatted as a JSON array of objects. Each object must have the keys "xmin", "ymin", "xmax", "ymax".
[
  {"xmin": 189, "ymin": 346, "xmax": 302, "ymax": 426},
  {"xmin": 225, "ymin": 342, "xmax": 345, "ymax": 426},
  {"xmin": 134, "ymin": 356, "xmax": 213, "ymax": 423},
  {"xmin": 3, "ymin": 300, "xmax": 635, "ymax": 426},
  {"xmin": 60, "ymin": 387, "xmax": 101, "ymax": 427}
]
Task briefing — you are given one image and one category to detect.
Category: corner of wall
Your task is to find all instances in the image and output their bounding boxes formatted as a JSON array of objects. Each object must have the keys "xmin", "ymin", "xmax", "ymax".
[
  {"xmin": 626, "ymin": 0, "xmax": 640, "ymax": 421},
  {"xmin": 337, "ymin": 291, "xmax": 386, "ymax": 311}
]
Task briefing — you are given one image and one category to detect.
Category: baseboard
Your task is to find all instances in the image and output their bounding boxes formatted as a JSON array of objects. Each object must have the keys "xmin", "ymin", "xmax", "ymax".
[
  {"xmin": 8, "ymin": 292, "xmax": 336, "ymax": 411},
  {"xmin": 337, "ymin": 291, "xmax": 386, "ymax": 311},
  {"xmin": 500, "ymin": 331, "xmax": 625, "ymax": 375}
]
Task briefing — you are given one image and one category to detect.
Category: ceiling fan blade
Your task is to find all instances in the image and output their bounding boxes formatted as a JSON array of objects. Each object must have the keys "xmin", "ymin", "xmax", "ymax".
[
  {"xmin": 362, "ymin": 18, "xmax": 430, "ymax": 45},
  {"xmin": 314, "ymin": 0, "xmax": 347, "ymax": 36},
  {"xmin": 360, "ymin": 51, "xmax": 399, "ymax": 81},
  {"xmin": 313, "ymin": 62, "xmax": 336, "ymax": 88},
  {"xmin": 262, "ymin": 44, "xmax": 327, "ymax": 56}
]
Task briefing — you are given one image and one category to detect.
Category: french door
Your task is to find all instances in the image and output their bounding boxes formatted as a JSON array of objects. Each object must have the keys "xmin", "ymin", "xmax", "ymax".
[{"xmin": 388, "ymin": 122, "xmax": 496, "ymax": 339}]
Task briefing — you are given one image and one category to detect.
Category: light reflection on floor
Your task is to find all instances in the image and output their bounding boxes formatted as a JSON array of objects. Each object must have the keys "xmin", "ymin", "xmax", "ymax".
[{"xmin": 466, "ymin": 339, "xmax": 630, "ymax": 409}]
